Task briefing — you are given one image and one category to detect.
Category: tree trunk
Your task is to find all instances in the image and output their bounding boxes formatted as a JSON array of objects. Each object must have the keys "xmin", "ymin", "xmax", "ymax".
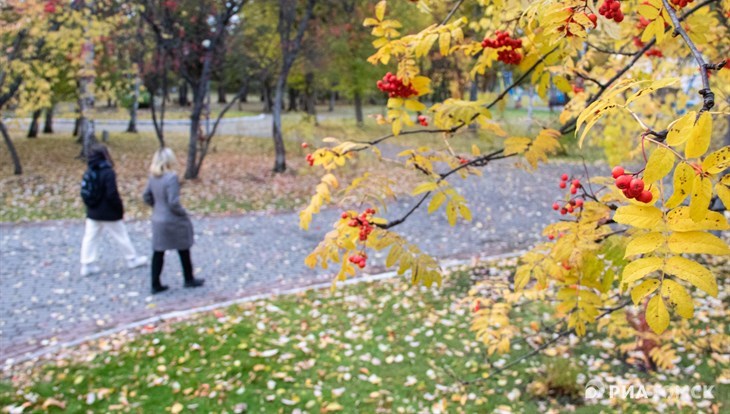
[
  {"xmin": 263, "ymin": 82, "xmax": 273, "ymax": 113},
  {"xmin": 303, "ymin": 72, "xmax": 317, "ymax": 124},
  {"xmin": 0, "ymin": 121, "xmax": 22, "ymax": 175},
  {"xmin": 287, "ymin": 87, "xmax": 298, "ymax": 111},
  {"xmin": 272, "ymin": 74, "xmax": 287, "ymax": 173},
  {"xmin": 73, "ymin": 114, "xmax": 80, "ymax": 138},
  {"xmin": 240, "ymin": 79, "xmax": 249, "ymax": 103},
  {"xmin": 329, "ymin": 89, "xmax": 335, "ymax": 112},
  {"xmin": 354, "ymin": 90, "xmax": 363, "ymax": 126},
  {"xmin": 78, "ymin": 18, "xmax": 96, "ymax": 157},
  {"xmin": 217, "ymin": 84, "xmax": 227, "ymax": 104},
  {"xmin": 27, "ymin": 109, "xmax": 41, "ymax": 138},
  {"xmin": 186, "ymin": 87, "xmax": 205, "ymax": 179},
  {"xmin": 127, "ymin": 76, "xmax": 140, "ymax": 133},
  {"xmin": 179, "ymin": 81, "xmax": 189, "ymax": 106},
  {"xmin": 43, "ymin": 105, "xmax": 54, "ymax": 133}
]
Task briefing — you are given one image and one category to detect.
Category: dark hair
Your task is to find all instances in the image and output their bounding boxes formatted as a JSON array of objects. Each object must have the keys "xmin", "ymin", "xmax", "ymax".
[{"xmin": 89, "ymin": 143, "xmax": 114, "ymax": 167}]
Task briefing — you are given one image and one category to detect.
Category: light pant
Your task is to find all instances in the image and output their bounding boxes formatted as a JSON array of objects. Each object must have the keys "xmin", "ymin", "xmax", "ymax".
[{"xmin": 80, "ymin": 219, "xmax": 138, "ymax": 265}]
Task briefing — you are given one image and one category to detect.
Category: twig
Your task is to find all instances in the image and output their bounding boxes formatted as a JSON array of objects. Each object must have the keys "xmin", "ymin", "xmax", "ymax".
[
  {"xmin": 661, "ymin": 0, "xmax": 718, "ymax": 112},
  {"xmin": 585, "ymin": 41, "xmax": 637, "ymax": 56},
  {"xmin": 459, "ymin": 300, "xmax": 631, "ymax": 386},
  {"xmin": 441, "ymin": 0, "xmax": 466, "ymax": 26}
]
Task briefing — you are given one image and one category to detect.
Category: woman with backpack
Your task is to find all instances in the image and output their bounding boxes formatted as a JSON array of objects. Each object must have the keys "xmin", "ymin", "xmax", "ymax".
[
  {"xmin": 80, "ymin": 144, "xmax": 147, "ymax": 276},
  {"xmin": 143, "ymin": 147, "xmax": 204, "ymax": 294}
]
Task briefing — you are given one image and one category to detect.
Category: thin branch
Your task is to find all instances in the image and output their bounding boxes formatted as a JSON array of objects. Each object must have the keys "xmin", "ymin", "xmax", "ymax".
[
  {"xmin": 585, "ymin": 41, "xmax": 637, "ymax": 56},
  {"xmin": 661, "ymin": 0, "xmax": 716, "ymax": 112},
  {"xmin": 441, "ymin": 0, "xmax": 466, "ymax": 25},
  {"xmin": 486, "ymin": 47, "xmax": 559, "ymax": 111},
  {"xmin": 559, "ymin": 0, "xmax": 718, "ymax": 135},
  {"xmin": 382, "ymin": 192, "xmax": 432, "ymax": 229},
  {"xmin": 459, "ymin": 300, "xmax": 632, "ymax": 386}
]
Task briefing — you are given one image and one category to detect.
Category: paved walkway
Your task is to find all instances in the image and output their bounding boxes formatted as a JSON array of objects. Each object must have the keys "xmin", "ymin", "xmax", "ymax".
[
  {"xmin": 0, "ymin": 162, "xmax": 594, "ymax": 362},
  {"xmin": 7, "ymin": 112, "xmax": 353, "ymax": 138}
]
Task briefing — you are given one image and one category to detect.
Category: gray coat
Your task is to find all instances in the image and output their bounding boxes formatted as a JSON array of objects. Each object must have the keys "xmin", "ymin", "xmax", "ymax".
[{"xmin": 143, "ymin": 172, "xmax": 194, "ymax": 251}]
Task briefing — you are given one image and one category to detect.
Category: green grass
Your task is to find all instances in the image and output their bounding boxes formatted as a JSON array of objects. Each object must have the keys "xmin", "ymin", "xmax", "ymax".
[{"xmin": 2, "ymin": 259, "xmax": 727, "ymax": 413}]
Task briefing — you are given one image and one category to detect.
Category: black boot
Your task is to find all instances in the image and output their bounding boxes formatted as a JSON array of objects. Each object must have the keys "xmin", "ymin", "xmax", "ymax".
[
  {"xmin": 151, "ymin": 284, "xmax": 169, "ymax": 294},
  {"xmin": 151, "ymin": 251, "xmax": 167, "ymax": 294},
  {"xmin": 179, "ymin": 249, "xmax": 204, "ymax": 288}
]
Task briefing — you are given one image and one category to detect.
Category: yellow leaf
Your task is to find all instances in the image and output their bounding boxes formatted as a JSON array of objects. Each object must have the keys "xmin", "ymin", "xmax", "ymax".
[
  {"xmin": 428, "ymin": 192, "xmax": 446, "ymax": 213},
  {"xmin": 471, "ymin": 144, "xmax": 481, "ymax": 156},
  {"xmin": 171, "ymin": 403, "xmax": 184, "ymax": 414},
  {"xmin": 613, "ymin": 205, "xmax": 663, "ymax": 229},
  {"xmin": 621, "ymin": 257, "xmax": 663, "ymax": 287},
  {"xmin": 664, "ymin": 256, "xmax": 718, "ymax": 296},
  {"xmin": 646, "ymin": 294, "xmax": 669, "ymax": 334},
  {"xmin": 625, "ymin": 78, "xmax": 678, "ymax": 105},
  {"xmin": 553, "ymin": 76, "xmax": 572, "ymax": 94},
  {"xmin": 404, "ymin": 99, "xmax": 426, "ymax": 112},
  {"xmin": 665, "ymin": 163, "xmax": 695, "ymax": 208},
  {"xmin": 631, "ymin": 278, "xmax": 660, "ymax": 305},
  {"xmin": 643, "ymin": 146, "xmax": 675, "ymax": 184},
  {"xmin": 624, "ymin": 232, "xmax": 665, "ymax": 258},
  {"xmin": 667, "ymin": 207, "xmax": 729, "ymax": 231},
  {"xmin": 701, "ymin": 146, "xmax": 730, "ymax": 175},
  {"xmin": 689, "ymin": 174, "xmax": 712, "ymax": 222},
  {"xmin": 661, "ymin": 279, "xmax": 694, "ymax": 318},
  {"xmin": 412, "ymin": 181, "xmax": 438, "ymax": 195},
  {"xmin": 717, "ymin": 183, "xmax": 730, "ymax": 209},
  {"xmin": 685, "ymin": 112, "xmax": 712, "ymax": 158},
  {"xmin": 637, "ymin": 4, "xmax": 660, "ymax": 19},
  {"xmin": 668, "ymin": 231, "xmax": 730, "ymax": 255},
  {"xmin": 375, "ymin": 0, "xmax": 386, "ymax": 21},
  {"xmin": 439, "ymin": 31, "xmax": 451, "ymax": 55},
  {"xmin": 325, "ymin": 402, "xmax": 345, "ymax": 412},
  {"xmin": 666, "ymin": 111, "xmax": 695, "ymax": 146},
  {"xmin": 503, "ymin": 137, "xmax": 532, "ymax": 155}
]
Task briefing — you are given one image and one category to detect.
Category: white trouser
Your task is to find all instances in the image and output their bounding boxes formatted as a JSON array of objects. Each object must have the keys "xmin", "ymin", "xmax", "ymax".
[{"xmin": 80, "ymin": 219, "xmax": 138, "ymax": 264}]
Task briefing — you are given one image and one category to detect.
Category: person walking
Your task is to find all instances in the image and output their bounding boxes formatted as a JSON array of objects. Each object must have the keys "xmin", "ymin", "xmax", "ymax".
[
  {"xmin": 80, "ymin": 144, "xmax": 147, "ymax": 276},
  {"xmin": 143, "ymin": 147, "xmax": 204, "ymax": 294}
]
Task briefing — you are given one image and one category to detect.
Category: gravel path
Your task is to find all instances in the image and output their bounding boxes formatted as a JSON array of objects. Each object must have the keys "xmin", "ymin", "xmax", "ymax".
[{"xmin": 0, "ymin": 161, "xmax": 596, "ymax": 362}]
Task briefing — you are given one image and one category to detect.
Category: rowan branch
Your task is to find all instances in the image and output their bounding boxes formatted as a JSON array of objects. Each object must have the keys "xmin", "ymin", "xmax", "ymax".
[
  {"xmin": 458, "ymin": 300, "xmax": 631, "ymax": 386},
  {"xmin": 661, "ymin": 0, "xmax": 721, "ymax": 112},
  {"xmin": 559, "ymin": 0, "xmax": 718, "ymax": 135},
  {"xmin": 441, "ymin": 0, "xmax": 466, "ymax": 26}
]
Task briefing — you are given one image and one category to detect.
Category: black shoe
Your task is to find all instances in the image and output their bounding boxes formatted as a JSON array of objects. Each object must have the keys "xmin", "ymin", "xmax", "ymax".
[
  {"xmin": 151, "ymin": 285, "xmax": 169, "ymax": 294},
  {"xmin": 184, "ymin": 278, "xmax": 205, "ymax": 288}
]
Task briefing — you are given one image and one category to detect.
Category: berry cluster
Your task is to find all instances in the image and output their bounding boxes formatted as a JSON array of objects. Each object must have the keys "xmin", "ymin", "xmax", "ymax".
[
  {"xmin": 481, "ymin": 31, "xmax": 523, "ymax": 65},
  {"xmin": 348, "ymin": 253, "xmax": 368, "ymax": 269},
  {"xmin": 572, "ymin": 85, "xmax": 585, "ymax": 94},
  {"xmin": 598, "ymin": 0, "xmax": 624, "ymax": 23},
  {"xmin": 552, "ymin": 173, "xmax": 586, "ymax": 216},
  {"xmin": 417, "ymin": 115, "xmax": 428, "ymax": 127},
  {"xmin": 612, "ymin": 166, "xmax": 653, "ymax": 203},
  {"xmin": 343, "ymin": 208, "xmax": 376, "ymax": 241},
  {"xmin": 645, "ymin": 48, "xmax": 663, "ymax": 58},
  {"xmin": 558, "ymin": 173, "xmax": 582, "ymax": 195},
  {"xmin": 670, "ymin": 0, "xmax": 694, "ymax": 8},
  {"xmin": 44, "ymin": 0, "xmax": 60, "ymax": 13},
  {"xmin": 305, "ymin": 153, "xmax": 315, "ymax": 166},
  {"xmin": 377, "ymin": 73, "xmax": 418, "ymax": 98}
]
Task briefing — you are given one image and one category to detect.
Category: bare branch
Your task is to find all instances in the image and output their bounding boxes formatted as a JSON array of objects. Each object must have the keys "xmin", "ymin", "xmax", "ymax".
[
  {"xmin": 662, "ymin": 0, "xmax": 717, "ymax": 112},
  {"xmin": 441, "ymin": 0, "xmax": 466, "ymax": 26}
]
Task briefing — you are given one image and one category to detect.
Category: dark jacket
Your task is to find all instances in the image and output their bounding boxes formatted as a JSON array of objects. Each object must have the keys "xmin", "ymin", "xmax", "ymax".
[{"xmin": 85, "ymin": 152, "xmax": 124, "ymax": 221}]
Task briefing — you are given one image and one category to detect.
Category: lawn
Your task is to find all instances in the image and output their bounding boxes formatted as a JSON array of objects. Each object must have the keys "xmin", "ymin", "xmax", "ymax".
[{"xmin": 2, "ymin": 256, "xmax": 727, "ymax": 413}]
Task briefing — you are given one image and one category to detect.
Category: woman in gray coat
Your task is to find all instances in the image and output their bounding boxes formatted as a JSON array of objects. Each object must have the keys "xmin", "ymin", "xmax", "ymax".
[{"xmin": 143, "ymin": 148, "xmax": 204, "ymax": 294}]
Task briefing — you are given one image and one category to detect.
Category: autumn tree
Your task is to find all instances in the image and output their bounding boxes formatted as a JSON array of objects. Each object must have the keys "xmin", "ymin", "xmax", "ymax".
[
  {"xmin": 139, "ymin": 0, "xmax": 246, "ymax": 179},
  {"xmin": 300, "ymin": 0, "xmax": 730, "ymax": 374},
  {"xmin": 272, "ymin": 0, "xmax": 316, "ymax": 173}
]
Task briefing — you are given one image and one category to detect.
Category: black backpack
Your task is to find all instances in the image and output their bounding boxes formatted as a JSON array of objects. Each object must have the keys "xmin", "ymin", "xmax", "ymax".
[{"xmin": 80, "ymin": 168, "xmax": 104, "ymax": 207}]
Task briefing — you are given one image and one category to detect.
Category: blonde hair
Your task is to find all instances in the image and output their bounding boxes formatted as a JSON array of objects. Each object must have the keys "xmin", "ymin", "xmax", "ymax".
[{"xmin": 150, "ymin": 147, "xmax": 177, "ymax": 177}]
